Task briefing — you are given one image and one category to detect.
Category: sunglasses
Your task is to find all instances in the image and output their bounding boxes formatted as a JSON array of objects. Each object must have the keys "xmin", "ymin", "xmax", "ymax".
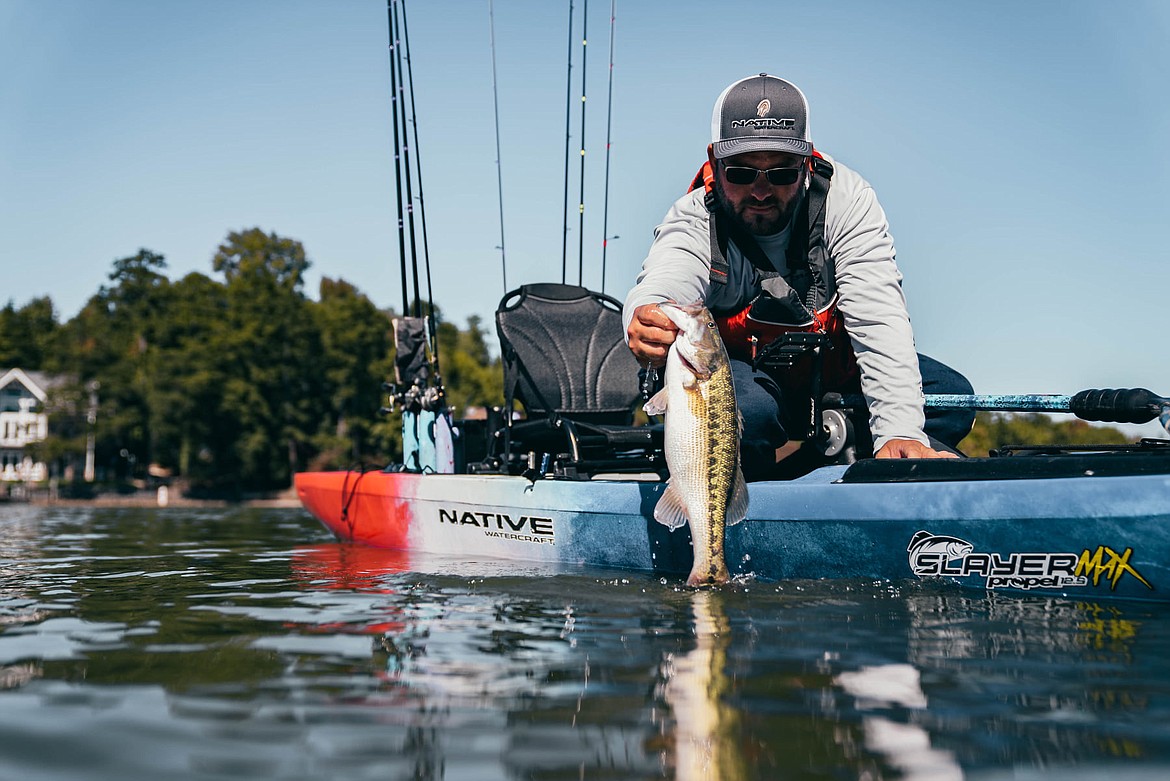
[{"xmin": 722, "ymin": 165, "xmax": 804, "ymax": 187}]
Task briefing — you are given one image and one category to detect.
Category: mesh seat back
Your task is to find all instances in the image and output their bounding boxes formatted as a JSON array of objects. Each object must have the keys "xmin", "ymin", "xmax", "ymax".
[{"xmin": 496, "ymin": 283, "xmax": 641, "ymax": 426}]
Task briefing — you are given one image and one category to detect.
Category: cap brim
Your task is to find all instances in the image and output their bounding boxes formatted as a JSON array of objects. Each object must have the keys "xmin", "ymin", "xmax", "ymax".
[{"xmin": 712, "ymin": 137, "xmax": 812, "ymax": 159}]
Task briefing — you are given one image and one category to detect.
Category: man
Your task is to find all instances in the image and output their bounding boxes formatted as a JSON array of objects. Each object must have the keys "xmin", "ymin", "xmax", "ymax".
[{"xmin": 624, "ymin": 73, "xmax": 973, "ymax": 479}]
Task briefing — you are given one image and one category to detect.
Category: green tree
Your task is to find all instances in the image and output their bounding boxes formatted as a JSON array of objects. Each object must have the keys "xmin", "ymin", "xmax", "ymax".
[
  {"xmin": 148, "ymin": 271, "xmax": 232, "ymax": 483},
  {"xmin": 309, "ymin": 277, "xmax": 394, "ymax": 469},
  {"xmin": 48, "ymin": 249, "xmax": 173, "ymax": 481},
  {"xmin": 0, "ymin": 296, "xmax": 60, "ymax": 369},
  {"xmin": 212, "ymin": 229, "xmax": 325, "ymax": 489},
  {"xmin": 213, "ymin": 228, "xmax": 309, "ymax": 291},
  {"xmin": 435, "ymin": 313, "xmax": 502, "ymax": 415},
  {"xmin": 958, "ymin": 412, "xmax": 1132, "ymax": 456}
]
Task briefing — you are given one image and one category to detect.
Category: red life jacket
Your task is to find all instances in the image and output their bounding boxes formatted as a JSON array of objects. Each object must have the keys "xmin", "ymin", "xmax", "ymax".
[{"xmin": 690, "ymin": 150, "xmax": 859, "ymax": 391}]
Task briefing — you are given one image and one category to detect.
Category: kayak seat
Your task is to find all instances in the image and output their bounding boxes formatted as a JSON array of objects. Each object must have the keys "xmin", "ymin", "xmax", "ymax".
[{"xmin": 480, "ymin": 283, "xmax": 665, "ymax": 479}]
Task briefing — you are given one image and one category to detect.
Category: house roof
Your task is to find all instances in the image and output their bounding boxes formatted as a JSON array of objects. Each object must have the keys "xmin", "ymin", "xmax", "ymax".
[{"xmin": 0, "ymin": 368, "xmax": 65, "ymax": 402}]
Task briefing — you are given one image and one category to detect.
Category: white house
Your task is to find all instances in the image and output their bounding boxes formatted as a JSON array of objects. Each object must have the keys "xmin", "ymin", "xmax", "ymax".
[{"xmin": 0, "ymin": 368, "xmax": 53, "ymax": 482}]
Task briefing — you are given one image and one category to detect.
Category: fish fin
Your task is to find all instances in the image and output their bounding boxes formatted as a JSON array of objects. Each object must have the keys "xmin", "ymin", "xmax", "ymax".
[
  {"xmin": 643, "ymin": 387, "xmax": 669, "ymax": 416},
  {"xmin": 653, "ymin": 481, "xmax": 690, "ymax": 530},
  {"xmin": 726, "ymin": 466, "xmax": 749, "ymax": 525}
]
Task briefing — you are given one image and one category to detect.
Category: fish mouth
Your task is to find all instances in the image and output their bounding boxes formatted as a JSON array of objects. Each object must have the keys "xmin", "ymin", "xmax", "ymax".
[{"xmin": 678, "ymin": 352, "xmax": 709, "ymax": 379}]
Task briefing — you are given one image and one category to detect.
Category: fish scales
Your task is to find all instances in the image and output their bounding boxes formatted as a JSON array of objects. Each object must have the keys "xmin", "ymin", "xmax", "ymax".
[
  {"xmin": 695, "ymin": 360, "xmax": 737, "ymax": 582},
  {"xmin": 645, "ymin": 302, "xmax": 749, "ymax": 586}
]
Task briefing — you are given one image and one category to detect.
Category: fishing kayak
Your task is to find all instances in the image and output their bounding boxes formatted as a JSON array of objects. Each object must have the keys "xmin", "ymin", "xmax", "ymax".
[{"xmin": 295, "ymin": 441, "xmax": 1170, "ymax": 603}]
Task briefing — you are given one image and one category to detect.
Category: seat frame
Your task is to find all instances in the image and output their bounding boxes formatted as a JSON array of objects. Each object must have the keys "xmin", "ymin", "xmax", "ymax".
[{"xmin": 473, "ymin": 283, "xmax": 664, "ymax": 480}]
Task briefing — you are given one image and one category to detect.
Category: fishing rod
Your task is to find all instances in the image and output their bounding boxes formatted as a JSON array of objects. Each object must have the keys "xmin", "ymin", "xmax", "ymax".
[
  {"xmin": 386, "ymin": 1, "xmax": 410, "ymax": 316},
  {"xmin": 391, "ymin": 0, "xmax": 423, "ymax": 320},
  {"xmin": 834, "ymin": 388, "xmax": 1170, "ymax": 433},
  {"xmin": 599, "ymin": 0, "xmax": 616, "ymax": 294},
  {"xmin": 575, "ymin": 0, "xmax": 589, "ymax": 286},
  {"xmin": 383, "ymin": 3, "xmax": 454, "ymax": 474},
  {"xmin": 488, "ymin": 0, "xmax": 508, "ymax": 293},
  {"xmin": 399, "ymin": 0, "xmax": 440, "ymax": 370},
  {"xmin": 560, "ymin": 0, "xmax": 574, "ymax": 283}
]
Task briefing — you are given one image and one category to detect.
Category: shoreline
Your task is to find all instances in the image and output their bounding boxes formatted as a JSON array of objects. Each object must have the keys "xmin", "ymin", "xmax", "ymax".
[{"xmin": 4, "ymin": 488, "xmax": 302, "ymax": 509}]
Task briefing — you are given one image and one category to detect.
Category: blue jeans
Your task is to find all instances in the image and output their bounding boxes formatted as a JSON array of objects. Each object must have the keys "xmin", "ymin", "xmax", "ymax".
[{"xmin": 734, "ymin": 354, "xmax": 974, "ymax": 480}]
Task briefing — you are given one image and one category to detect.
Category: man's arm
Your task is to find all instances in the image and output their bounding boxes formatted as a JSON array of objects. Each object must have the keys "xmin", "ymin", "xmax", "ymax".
[
  {"xmin": 823, "ymin": 159, "xmax": 950, "ymax": 459},
  {"xmin": 622, "ymin": 191, "xmax": 715, "ymax": 340}
]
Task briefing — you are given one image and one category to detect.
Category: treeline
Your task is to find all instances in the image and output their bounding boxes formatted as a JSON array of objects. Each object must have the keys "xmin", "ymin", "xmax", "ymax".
[
  {"xmin": 959, "ymin": 412, "xmax": 1131, "ymax": 457},
  {"xmin": 1, "ymin": 229, "xmax": 502, "ymax": 493}
]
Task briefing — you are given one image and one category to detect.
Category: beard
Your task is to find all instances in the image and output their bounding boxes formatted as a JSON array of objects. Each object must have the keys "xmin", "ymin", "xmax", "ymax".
[{"xmin": 712, "ymin": 176, "xmax": 801, "ymax": 236}]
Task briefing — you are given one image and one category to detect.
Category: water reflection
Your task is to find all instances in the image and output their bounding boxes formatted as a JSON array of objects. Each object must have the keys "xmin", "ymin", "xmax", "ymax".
[
  {"xmin": 286, "ymin": 541, "xmax": 1170, "ymax": 780},
  {"xmin": 2, "ymin": 508, "xmax": 1169, "ymax": 780},
  {"xmin": 656, "ymin": 590, "xmax": 746, "ymax": 781},
  {"xmin": 648, "ymin": 589, "xmax": 960, "ymax": 781},
  {"xmin": 899, "ymin": 592, "xmax": 1163, "ymax": 769},
  {"xmin": 835, "ymin": 664, "xmax": 960, "ymax": 781}
]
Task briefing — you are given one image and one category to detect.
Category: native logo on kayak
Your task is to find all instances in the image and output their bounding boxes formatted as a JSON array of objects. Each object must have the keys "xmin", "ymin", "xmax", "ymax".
[
  {"xmin": 907, "ymin": 530, "xmax": 1153, "ymax": 592},
  {"xmin": 437, "ymin": 508, "xmax": 555, "ymax": 545}
]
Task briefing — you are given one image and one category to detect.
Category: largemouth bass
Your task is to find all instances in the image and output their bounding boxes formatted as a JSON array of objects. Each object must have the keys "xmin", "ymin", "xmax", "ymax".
[{"xmin": 644, "ymin": 302, "xmax": 749, "ymax": 585}]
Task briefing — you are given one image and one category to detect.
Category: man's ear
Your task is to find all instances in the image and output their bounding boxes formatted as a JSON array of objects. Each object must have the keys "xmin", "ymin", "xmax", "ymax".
[{"xmin": 706, "ymin": 143, "xmax": 716, "ymax": 168}]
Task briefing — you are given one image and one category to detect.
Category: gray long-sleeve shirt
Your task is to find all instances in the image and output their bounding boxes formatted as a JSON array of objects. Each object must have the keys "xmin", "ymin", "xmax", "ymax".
[{"xmin": 623, "ymin": 153, "xmax": 927, "ymax": 450}]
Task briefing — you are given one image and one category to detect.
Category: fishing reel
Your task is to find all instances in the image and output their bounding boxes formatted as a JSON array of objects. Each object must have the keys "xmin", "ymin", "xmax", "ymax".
[{"xmin": 380, "ymin": 379, "xmax": 446, "ymax": 416}]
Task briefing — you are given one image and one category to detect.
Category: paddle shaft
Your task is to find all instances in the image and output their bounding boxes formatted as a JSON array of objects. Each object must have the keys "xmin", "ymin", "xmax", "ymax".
[{"xmin": 835, "ymin": 387, "xmax": 1170, "ymax": 429}]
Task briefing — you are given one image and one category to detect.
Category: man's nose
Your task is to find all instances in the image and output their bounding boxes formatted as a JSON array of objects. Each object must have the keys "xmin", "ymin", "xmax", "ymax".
[{"xmin": 750, "ymin": 174, "xmax": 773, "ymax": 197}]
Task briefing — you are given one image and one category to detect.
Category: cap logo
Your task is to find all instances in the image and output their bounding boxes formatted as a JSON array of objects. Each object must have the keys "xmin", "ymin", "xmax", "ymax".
[
  {"xmin": 756, "ymin": 99, "xmax": 770, "ymax": 118},
  {"xmin": 731, "ymin": 117, "xmax": 796, "ymax": 130}
]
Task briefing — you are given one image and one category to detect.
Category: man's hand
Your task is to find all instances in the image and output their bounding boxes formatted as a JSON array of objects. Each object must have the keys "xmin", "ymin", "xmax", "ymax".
[
  {"xmin": 627, "ymin": 303, "xmax": 679, "ymax": 366},
  {"xmin": 875, "ymin": 438, "xmax": 958, "ymax": 459}
]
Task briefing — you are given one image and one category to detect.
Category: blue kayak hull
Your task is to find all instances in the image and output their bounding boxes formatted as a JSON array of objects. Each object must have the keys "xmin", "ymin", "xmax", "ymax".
[{"xmin": 295, "ymin": 464, "xmax": 1170, "ymax": 602}]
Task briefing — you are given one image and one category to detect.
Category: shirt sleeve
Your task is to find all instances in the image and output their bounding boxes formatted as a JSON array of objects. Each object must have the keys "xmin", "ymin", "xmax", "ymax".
[
  {"xmin": 622, "ymin": 191, "xmax": 713, "ymax": 338},
  {"xmin": 825, "ymin": 163, "xmax": 928, "ymax": 448}
]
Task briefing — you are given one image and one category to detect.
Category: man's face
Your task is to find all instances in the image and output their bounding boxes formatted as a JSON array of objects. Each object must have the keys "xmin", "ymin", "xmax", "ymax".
[{"xmin": 712, "ymin": 150, "xmax": 809, "ymax": 236}]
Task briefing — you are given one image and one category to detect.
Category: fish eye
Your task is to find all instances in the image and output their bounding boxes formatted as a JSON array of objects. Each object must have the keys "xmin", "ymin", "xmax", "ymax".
[{"xmin": 706, "ymin": 321, "xmax": 715, "ymax": 328}]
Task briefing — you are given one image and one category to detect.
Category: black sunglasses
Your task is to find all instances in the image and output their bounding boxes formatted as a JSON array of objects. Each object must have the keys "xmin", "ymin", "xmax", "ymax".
[{"xmin": 723, "ymin": 165, "xmax": 804, "ymax": 186}]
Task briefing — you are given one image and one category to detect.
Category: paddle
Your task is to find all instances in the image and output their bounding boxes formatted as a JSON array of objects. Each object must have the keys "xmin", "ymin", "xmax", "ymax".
[{"xmin": 834, "ymin": 388, "xmax": 1170, "ymax": 434}]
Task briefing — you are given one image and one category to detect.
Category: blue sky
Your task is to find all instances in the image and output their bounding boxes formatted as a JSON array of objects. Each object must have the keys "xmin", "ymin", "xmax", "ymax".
[{"xmin": 2, "ymin": 0, "xmax": 1168, "ymax": 431}]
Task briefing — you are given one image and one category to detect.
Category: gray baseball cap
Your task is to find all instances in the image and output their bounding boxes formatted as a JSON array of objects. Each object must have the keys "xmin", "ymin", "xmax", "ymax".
[{"xmin": 710, "ymin": 74, "xmax": 812, "ymax": 159}]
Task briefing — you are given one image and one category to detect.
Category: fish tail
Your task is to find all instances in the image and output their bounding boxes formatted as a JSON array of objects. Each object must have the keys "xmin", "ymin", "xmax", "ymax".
[{"xmin": 687, "ymin": 546, "xmax": 730, "ymax": 586}]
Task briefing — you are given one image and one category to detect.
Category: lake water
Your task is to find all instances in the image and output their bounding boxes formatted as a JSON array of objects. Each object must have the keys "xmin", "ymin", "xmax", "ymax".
[{"xmin": 1, "ymin": 504, "xmax": 1169, "ymax": 781}]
